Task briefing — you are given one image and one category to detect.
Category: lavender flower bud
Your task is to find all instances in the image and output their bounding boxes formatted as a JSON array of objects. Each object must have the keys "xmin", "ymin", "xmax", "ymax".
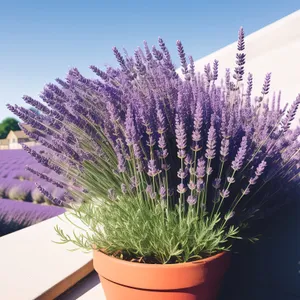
[
  {"xmin": 112, "ymin": 47, "xmax": 127, "ymax": 71},
  {"xmin": 188, "ymin": 181, "xmax": 196, "ymax": 191},
  {"xmin": 187, "ymin": 195, "xmax": 197, "ymax": 205},
  {"xmin": 196, "ymin": 179, "xmax": 204, "ymax": 193},
  {"xmin": 220, "ymin": 138, "xmax": 230, "ymax": 162},
  {"xmin": 192, "ymin": 100, "xmax": 203, "ymax": 143},
  {"xmin": 246, "ymin": 73, "xmax": 253, "ymax": 98},
  {"xmin": 146, "ymin": 184, "xmax": 153, "ymax": 195},
  {"xmin": 157, "ymin": 108, "xmax": 166, "ymax": 134},
  {"xmin": 158, "ymin": 135, "xmax": 167, "ymax": 150},
  {"xmin": 231, "ymin": 136, "xmax": 247, "ymax": 171},
  {"xmin": 242, "ymin": 187, "xmax": 251, "ymax": 195},
  {"xmin": 249, "ymin": 160, "xmax": 267, "ymax": 185},
  {"xmin": 152, "ymin": 46, "xmax": 163, "ymax": 61},
  {"xmin": 159, "ymin": 186, "xmax": 167, "ymax": 199},
  {"xmin": 143, "ymin": 41, "xmax": 152, "ymax": 61},
  {"xmin": 176, "ymin": 40, "xmax": 189, "ymax": 80},
  {"xmin": 147, "ymin": 159, "xmax": 161, "ymax": 177},
  {"xmin": 261, "ymin": 73, "xmax": 271, "ymax": 95},
  {"xmin": 177, "ymin": 183, "xmax": 187, "ymax": 194},
  {"xmin": 175, "ymin": 118, "xmax": 187, "ymax": 150},
  {"xmin": 204, "ymin": 64, "xmax": 212, "ymax": 82},
  {"xmin": 227, "ymin": 177, "xmax": 235, "ymax": 184},
  {"xmin": 130, "ymin": 176, "xmax": 139, "ymax": 189},
  {"xmin": 177, "ymin": 168, "xmax": 188, "ymax": 179},
  {"xmin": 205, "ymin": 124, "xmax": 216, "ymax": 159},
  {"xmin": 281, "ymin": 95, "xmax": 300, "ymax": 132},
  {"xmin": 237, "ymin": 27, "xmax": 245, "ymax": 50},
  {"xmin": 206, "ymin": 167, "xmax": 213, "ymax": 176},
  {"xmin": 189, "ymin": 56, "xmax": 195, "ymax": 78},
  {"xmin": 212, "ymin": 60, "xmax": 219, "ymax": 81},
  {"xmin": 220, "ymin": 189, "xmax": 230, "ymax": 198},
  {"xmin": 184, "ymin": 154, "xmax": 192, "ymax": 166},
  {"xmin": 35, "ymin": 183, "xmax": 62, "ymax": 206},
  {"xmin": 212, "ymin": 178, "xmax": 221, "ymax": 189},
  {"xmin": 196, "ymin": 158, "xmax": 206, "ymax": 178}
]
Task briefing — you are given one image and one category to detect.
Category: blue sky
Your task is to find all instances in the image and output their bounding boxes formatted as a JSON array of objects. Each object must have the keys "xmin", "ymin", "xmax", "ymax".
[{"xmin": 0, "ymin": 0, "xmax": 299, "ymax": 122}]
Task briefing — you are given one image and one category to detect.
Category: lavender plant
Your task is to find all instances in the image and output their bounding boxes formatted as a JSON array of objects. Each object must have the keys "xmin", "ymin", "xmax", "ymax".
[{"xmin": 9, "ymin": 28, "xmax": 300, "ymax": 263}]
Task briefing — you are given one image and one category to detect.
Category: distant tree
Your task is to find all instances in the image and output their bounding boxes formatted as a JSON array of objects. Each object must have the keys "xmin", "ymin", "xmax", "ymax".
[{"xmin": 0, "ymin": 118, "xmax": 20, "ymax": 139}]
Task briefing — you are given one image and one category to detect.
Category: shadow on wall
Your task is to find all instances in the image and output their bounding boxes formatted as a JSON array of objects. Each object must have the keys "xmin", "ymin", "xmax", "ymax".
[{"xmin": 219, "ymin": 199, "xmax": 300, "ymax": 300}]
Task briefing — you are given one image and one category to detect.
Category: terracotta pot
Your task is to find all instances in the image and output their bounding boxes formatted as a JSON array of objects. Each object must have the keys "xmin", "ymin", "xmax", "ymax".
[{"xmin": 93, "ymin": 250, "xmax": 230, "ymax": 300}]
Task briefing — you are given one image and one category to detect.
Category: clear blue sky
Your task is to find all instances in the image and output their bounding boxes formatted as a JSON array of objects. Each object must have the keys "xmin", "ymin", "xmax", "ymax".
[{"xmin": 0, "ymin": 0, "xmax": 299, "ymax": 122}]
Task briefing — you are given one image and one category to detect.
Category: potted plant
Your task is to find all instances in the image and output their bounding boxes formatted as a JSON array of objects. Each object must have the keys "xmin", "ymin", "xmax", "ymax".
[{"xmin": 8, "ymin": 27, "xmax": 299, "ymax": 300}]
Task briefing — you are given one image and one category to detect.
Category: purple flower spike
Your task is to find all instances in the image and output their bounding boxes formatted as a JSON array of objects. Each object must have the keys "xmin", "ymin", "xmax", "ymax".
[
  {"xmin": 146, "ymin": 185, "xmax": 153, "ymax": 195},
  {"xmin": 243, "ymin": 187, "xmax": 251, "ymax": 195},
  {"xmin": 177, "ymin": 183, "xmax": 187, "ymax": 194},
  {"xmin": 231, "ymin": 136, "xmax": 247, "ymax": 171},
  {"xmin": 220, "ymin": 138, "xmax": 230, "ymax": 162},
  {"xmin": 255, "ymin": 160, "xmax": 267, "ymax": 177},
  {"xmin": 159, "ymin": 186, "xmax": 167, "ymax": 199},
  {"xmin": 187, "ymin": 195, "xmax": 197, "ymax": 205},
  {"xmin": 212, "ymin": 178, "xmax": 221, "ymax": 189},
  {"xmin": 281, "ymin": 95, "xmax": 300, "ymax": 132},
  {"xmin": 112, "ymin": 47, "xmax": 127, "ymax": 71},
  {"xmin": 175, "ymin": 118, "xmax": 187, "ymax": 151},
  {"xmin": 227, "ymin": 177, "xmax": 235, "ymax": 184},
  {"xmin": 246, "ymin": 73, "xmax": 253, "ymax": 98},
  {"xmin": 152, "ymin": 46, "xmax": 163, "ymax": 61},
  {"xmin": 147, "ymin": 159, "xmax": 161, "ymax": 177},
  {"xmin": 176, "ymin": 40, "xmax": 189, "ymax": 80},
  {"xmin": 220, "ymin": 189, "xmax": 230, "ymax": 198},
  {"xmin": 196, "ymin": 158, "xmax": 206, "ymax": 178},
  {"xmin": 205, "ymin": 124, "xmax": 216, "ymax": 160},
  {"xmin": 249, "ymin": 160, "xmax": 267, "ymax": 185},
  {"xmin": 261, "ymin": 73, "xmax": 272, "ymax": 95},
  {"xmin": 196, "ymin": 179, "xmax": 205, "ymax": 193},
  {"xmin": 204, "ymin": 64, "xmax": 212, "ymax": 82},
  {"xmin": 177, "ymin": 168, "xmax": 188, "ymax": 179},
  {"xmin": 189, "ymin": 56, "xmax": 195, "ymax": 78},
  {"xmin": 237, "ymin": 27, "xmax": 245, "ymax": 51},
  {"xmin": 188, "ymin": 181, "xmax": 196, "ymax": 191},
  {"xmin": 212, "ymin": 60, "xmax": 219, "ymax": 81}
]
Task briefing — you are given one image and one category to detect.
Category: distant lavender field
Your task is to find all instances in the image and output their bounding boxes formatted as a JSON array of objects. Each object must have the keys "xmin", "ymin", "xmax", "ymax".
[
  {"xmin": 0, "ymin": 149, "xmax": 65, "ymax": 204},
  {"xmin": 0, "ymin": 149, "xmax": 66, "ymax": 235},
  {"xmin": 0, "ymin": 198, "xmax": 65, "ymax": 236}
]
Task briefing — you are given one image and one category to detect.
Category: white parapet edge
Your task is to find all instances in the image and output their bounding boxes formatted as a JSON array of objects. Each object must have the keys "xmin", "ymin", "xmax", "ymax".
[{"xmin": 0, "ymin": 212, "xmax": 94, "ymax": 300}]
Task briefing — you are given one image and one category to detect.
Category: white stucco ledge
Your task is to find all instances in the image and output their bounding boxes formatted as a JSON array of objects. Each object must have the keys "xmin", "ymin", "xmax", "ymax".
[
  {"xmin": 0, "ymin": 213, "xmax": 96, "ymax": 300},
  {"xmin": 57, "ymin": 271, "xmax": 105, "ymax": 300}
]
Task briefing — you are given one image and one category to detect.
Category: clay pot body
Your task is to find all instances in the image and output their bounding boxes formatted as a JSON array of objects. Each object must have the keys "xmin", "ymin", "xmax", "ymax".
[{"xmin": 93, "ymin": 250, "xmax": 230, "ymax": 300}]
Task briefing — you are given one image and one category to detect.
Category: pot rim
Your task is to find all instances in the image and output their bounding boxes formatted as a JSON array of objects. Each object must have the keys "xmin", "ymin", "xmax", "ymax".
[{"xmin": 93, "ymin": 248, "xmax": 229, "ymax": 268}]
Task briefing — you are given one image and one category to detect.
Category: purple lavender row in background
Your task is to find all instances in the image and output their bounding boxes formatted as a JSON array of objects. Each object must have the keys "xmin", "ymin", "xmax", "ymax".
[
  {"xmin": 0, "ymin": 149, "xmax": 65, "ymax": 204},
  {"xmin": 0, "ymin": 198, "xmax": 65, "ymax": 237}
]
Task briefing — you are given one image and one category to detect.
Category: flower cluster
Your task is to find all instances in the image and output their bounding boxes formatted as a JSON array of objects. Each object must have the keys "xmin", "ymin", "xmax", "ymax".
[{"xmin": 9, "ymin": 27, "xmax": 300, "ymax": 262}]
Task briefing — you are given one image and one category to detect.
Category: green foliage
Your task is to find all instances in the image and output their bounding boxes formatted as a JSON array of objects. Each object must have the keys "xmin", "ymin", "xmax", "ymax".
[
  {"xmin": 55, "ymin": 195, "xmax": 240, "ymax": 264},
  {"xmin": 0, "ymin": 117, "xmax": 20, "ymax": 139}
]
